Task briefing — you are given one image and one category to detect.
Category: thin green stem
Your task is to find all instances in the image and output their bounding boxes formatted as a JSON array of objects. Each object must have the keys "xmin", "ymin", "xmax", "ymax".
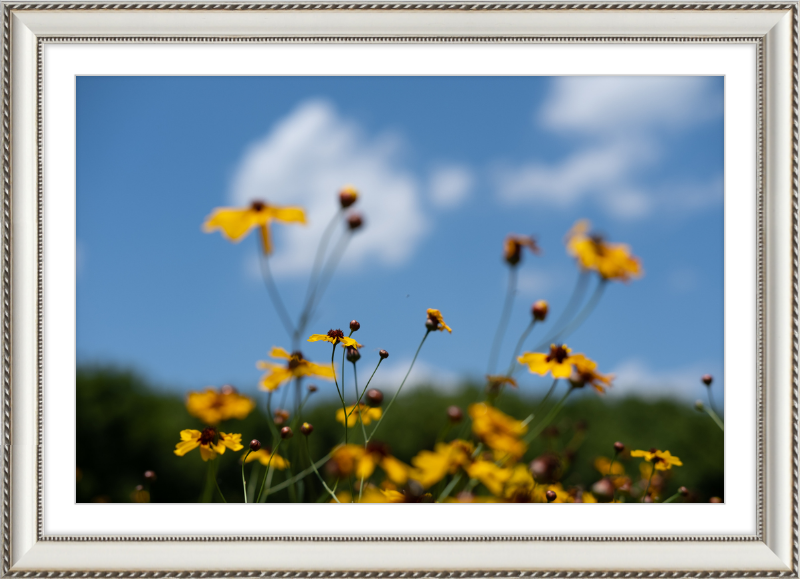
[
  {"xmin": 347, "ymin": 358, "xmax": 384, "ymax": 418},
  {"xmin": 505, "ymin": 319, "xmax": 536, "ymax": 376},
  {"xmin": 704, "ymin": 405, "xmax": 725, "ymax": 431},
  {"xmin": 367, "ymin": 330, "xmax": 431, "ymax": 442},
  {"xmin": 263, "ymin": 451, "xmax": 333, "ymax": 498},
  {"xmin": 438, "ymin": 473, "xmax": 463, "ymax": 502},
  {"xmin": 661, "ymin": 492, "xmax": 682, "ymax": 503},
  {"xmin": 256, "ymin": 239, "xmax": 295, "ymax": 339},
  {"xmin": 524, "ymin": 386, "xmax": 573, "ymax": 443},
  {"xmin": 642, "ymin": 466, "xmax": 656, "ymax": 502},
  {"xmin": 549, "ymin": 278, "xmax": 607, "ymax": 344},
  {"xmin": 535, "ymin": 270, "xmax": 589, "ymax": 350},
  {"xmin": 331, "ymin": 344, "xmax": 348, "ymax": 447},
  {"xmin": 353, "ymin": 363, "xmax": 368, "ymax": 446},
  {"xmin": 212, "ymin": 460, "xmax": 226, "ymax": 503},
  {"xmin": 487, "ymin": 267, "xmax": 518, "ymax": 375},
  {"xmin": 304, "ymin": 438, "xmax": 340, "ymax": 503},
  {"xmin": 307, "ymin": 232, "xmax": 352, "ymax": 320},
  {"xmin": 241, "ymin": 449, "xmax": 252, "ymax": 503},
  {"xmin": 256, "ymin": 439, "xmax": 282, "ymax": 504},
  {"xmin": 536, "ymin": 378, "xmax": 560, "ymax": 414}
]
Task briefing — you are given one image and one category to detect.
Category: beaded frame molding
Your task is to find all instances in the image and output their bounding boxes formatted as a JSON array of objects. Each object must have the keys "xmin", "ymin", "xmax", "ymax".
[{"xmin": 0, "ymin": 1, "xmax": 797, "ymax": 576}]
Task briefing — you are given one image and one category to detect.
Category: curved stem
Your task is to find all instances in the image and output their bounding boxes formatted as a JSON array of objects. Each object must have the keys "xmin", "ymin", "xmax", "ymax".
[
  {"xmin": 487, "ymin": 267, "xmax": 518, "ymax": 375},
  {"xmin": 536, "ymin": 378, "xmax": 560, "ymax": 414},
  {"xmin": 256, "ymin": 439, "xmax": 282, "ymax": 504},
  {"xmin": 642, "ymin": 466, "xmax": 656, "ymax": 503},
  {"xmin": 347, "ymin": 358, "xmax": 384, "ymax": 418},
  {"xmin": 367, "ymin": 330, "xmax": 431, "ymax": 442},
  {"xmin": 307, "ymin": 232, "xmax": 352, "ymax": 322},
  {"xmin": 241, "ymin": 449, "xmax": 252, "ymax": 503},
  {"xmin": 525, "ymin": 385, "xmax": 573, "ymax": 443},
  {"xmin": 547, "ymin": 278, "xmax": 607, "ymax": 346},
  {"xmin": 331, "ymin": 344, "xmax": 348, "ymax": 447},
  {"xmin": 263, "ymin": 450, "xmax": 333, "ymax": 498},
  {"xmin": 538, "ymin": 270, "xmax": 589, "ymax": 348},
  {"xmin": 505, "ymin": 319, "xmax": 536, "ymax": 377},
  {"xmin": 304, "ymin": 438, "xmax": 340, "ymax": 503},
  {"xmin": 353, "ymin": 363, "xmax": 368, "ymax": 445},
  {"xmin": 704, "ymin": 405, "xmax": 725, "ymax": 432},
  {"xmin": 256, "ymin": 239, "xmax": 295, "ymax": 339}
]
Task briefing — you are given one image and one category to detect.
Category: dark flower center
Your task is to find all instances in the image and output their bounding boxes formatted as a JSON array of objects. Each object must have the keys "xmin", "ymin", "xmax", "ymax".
[
  {"xmin": 366, "ymin": 441, "xmax": 390, "ymax": 457},
  {"xmin": 546, "ymin": 345, "xmax": 569, "ymax": 364},
  {"xmin": 327, "ymin": 329, "xmax": 345, "ymax": 343},
  {"xmin": 288, "ymin": 351, "xmax": 304, "ymax": 370},
  {"xmin": 199, "ymin": 427, "xmax": 217, "ymax": 446},
  {"xmin": 250, "ymin": 200, "xmax": 266, "ymax": 212},
  {"xmin": 590, "ymin": 234, "xmax": 607, "ymax": 255}
]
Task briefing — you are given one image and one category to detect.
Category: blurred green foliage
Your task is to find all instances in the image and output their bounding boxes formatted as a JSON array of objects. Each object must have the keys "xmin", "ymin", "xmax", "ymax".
[{"xmin": 77, "ymin": 365, "xmax": 723, "ymax": 503}]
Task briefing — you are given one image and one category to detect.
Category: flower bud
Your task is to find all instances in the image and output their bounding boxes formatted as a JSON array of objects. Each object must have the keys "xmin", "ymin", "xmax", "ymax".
[
  {"xmin": 643, "ymin": 495, "xmax": 654, "ymax": 503},
  {"xmin": 347, "ymin": 213, "xmax": 364, "ymax": 231},
  {"xmin": 249, "ymin": 439, "xmax": 261, "ymax": 452},
  {"xmin": 379, "ymin": 349, "xmax": 389, "ymax": 359},
  {"xmin": 350, "ymin": 320, "xmax": 360, "ymax": 332},
  {"xmin": 710, "ymin": 496, "xmax": 722, "ymax": 503},
  {"xmin": 366, "ymin": 389, "xmax": 383, "ymax": 406},
  {"xmin": 425, "ymin": 316, "xmax": 439, "ymax": 331},
  {"xmin": 346, "ymin": 346, "xmax": 361, "ymax": 363},
  {"xmin": 613, "ymin": 441, "xmax": 625, "ymax": 454},
  {"xmin": 545, "ymin": 490, "xmax": 557, "ymax": 503},
  {"xmin": 300, "ymin": 422, "xmax": 314, "ymax": 436},
  {"xmin": 447, "ymin": 405, "xmax": 463, "ymax": 423},
  {"xmin": 591, "ymin": 478, "xmax": 615, "ymax": 500},
  {"xmin": 530, "ymin": 453, "xmax": 561, "ymax": 484},
  {"xmin": 701, "ymin": 374, "xmax": 713, "ymax": 386},
  {"xmin": 532, "ymin": 300, "xmax": 549, "ymax": 322},
  {"xmin": 220, "ymin": 384, "xmax": 236, "ymax": 395},
  {"xmin": 135, "ymin": 484, "xmax": 144, "ymax": 492},
  {"xmin": 695, "ymin": 400, "xmax": 705, "ymax": 411},
  {"xmin": 307, "ymin": 384, "xmax": 318, "ymax": 393},
  {"xmin": 339, "ymin": 186, "xmax": 358, "ymax": 209},
  {"xmin": 274, "ymin": 409, "xmax": 290, "ymax": 425},
  {"xmin": 280, "ymin": 426, "xmax": 293, "ymax": 439},
  {"xmin": 143, "ymin": 470, "xmax": 157, "ymax": 482},
  {"xmin": 678, "ymin": 486, "xmax": 689, "ymax": 497}
]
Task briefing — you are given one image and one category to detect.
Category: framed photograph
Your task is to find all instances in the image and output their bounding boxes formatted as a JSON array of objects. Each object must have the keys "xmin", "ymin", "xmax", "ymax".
[{"xmin": 2, "ymin": 0, "xmax": 797, "ymax": 575}]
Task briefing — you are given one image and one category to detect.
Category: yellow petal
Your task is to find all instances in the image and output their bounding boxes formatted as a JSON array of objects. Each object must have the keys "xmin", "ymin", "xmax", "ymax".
[
  {"xmin": 307, "ymin": 334, "xmax": 334, "ymax": 343},
  {"xmin": 268, "ymin": 206, "xmax": 307, "ymax": 224},
  {"xmin": 179, "ymin": 429, "xmax": 202, "ymax": 442},
  {"xmin": 259, "ymin": 367, "xmax": 293, "ymax": 391},
  {"xmin": 202, "ymin": 208, "xmax": 262, "ymax": 241},
  {"xmin": 550, "ymin": 361, "xmax": 574, "ymax": 379},
  {"xmin": 269, "ymin": 347, "xmax": 292, "ymax": 359},
  {"xmin": 355, "ymin": 455, "xmax": 377, "ymax": 480},
  {"xmin": 199, "ymin": 445, "xmax": 218, "ymax": 461},
  {"xmin": 381, "ymin": 456, "xmax": 410, "ymax": 485},
  {"xmin": 174, "ymin": 439, "xmax": 200, "ymax": 457}
]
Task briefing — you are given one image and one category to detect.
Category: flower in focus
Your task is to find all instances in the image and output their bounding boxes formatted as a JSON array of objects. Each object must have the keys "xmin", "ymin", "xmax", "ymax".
[
  {"xmin": 336, "ymin": 403, "xmax": 382, "ymax": 428},
  {"xmin": 243, "ymin": 448, "xmax": 290, "ymax": 470},
  {"xmin": 469, "ymin": 403, "xmax": 528, "ymax": 460},
  {"xmin": 631, "ymin": 448, "xmax": 683, "ymax": 471},
  {"xmin": 185, "ymin": 386, "xmax": 255, "ymax": 426},
  {"xmin": 503, "ymin": 234, "xmax": 541, "ymax": 266},
  {"xmin": 202, "ymin": 200, "xmax": 306, "ymax": 255},
  {"xmin": 256, "ymin": 347, "xmax": 334, "ymax": 391},
  {"xmin": 307, "ymin": 329, "xmax": 362, "ymax": 349},
  {"xmin": 518, "ymin": 344, "xmax": 587, "ymax": 379},
  {"xmin": 565, "ymin": 220, "xmax": 642, "ymax": 282},
  {"xmin": 173, "ymin": 428, "xmax": 243, "ymax": 461},
  {"xmin": 330, "ymin": 442, "xmax": 410, "ymax": 485},
  {"xmin": 410, "ymin": 440, "xmax": 475, "ymax": 489},
  {"xmin": 426, "ymin": 308, "xmax": 452, "ymax": 333},
  {"xmin": 568, "ymin": 357, "xmax": 614, "ymax": 394}
]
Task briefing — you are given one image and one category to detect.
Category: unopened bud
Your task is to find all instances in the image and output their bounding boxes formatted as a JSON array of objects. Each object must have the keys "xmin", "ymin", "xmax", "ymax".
[
  {"xmin": 346, "ymin": 346, "xmax": 361, "ymax": 363},
  {"xmin": 347, "ymin": 213, "xmax": 364, "ymax": 231},
  {"xmin": 613, "ymin": 441, "xmax": 625, "ymax": 454},
  {"xmin": 300, "ymin": 422, "xmax": 314, "ymax": 436},
  {"xmin": 695, "ymin": 400, "xmax": 705, "ymax": 411},
  {"xmin": 545, "ymin": 490, "xmax": 557, "ymax": 503},
  {"xmin": 339, "ymin": 186, "xmax": 358, "ymax": 209},
  {"xmin": 250, "ymin": 439, "xmax": 261, "ymax": 452},
  {"xmin": 366, "ymin": 389, "xmax": 383, "ymax": 406},
  {"xmin": 710, "ymin": 496, "xmax": 722, "ymax": 503},
  {"xmin": 379, "ymin": 349, "xmax": 389, "ymax": 359},
  {"xmin": 532, "ymin": 300, "xmax": 549, "ymax": 322},
  {"xmin": 447, "ymin": 405, "xmax": 463, "ymax": 423},
  {"xmin": 143, "ymin": 470, "xmax": 157, "ymax": 482},
  {"xmin": 425, "ymin": 316, "xmax": 439, "ymax": 331},
  {"xmin": 220, "ymin": 384, "xmax": 236, "ymax": 395},
  {"xmin": 280, "ymin": 426, "xmax": 293, "ymax": 439},
  {"xmin": 643, "ymin": 495, "xmax": 654, "ymax": 503},
  {"xmin": 591, "ymin": 478, "xmax": 615, "ymax": 499},
  {"xmin": 678, "ymin": 486, "xmax": 689, "ymax": 497},
  {"xmin": 307, "ymin": 384, "xmax": 318, "ymax": 393},
  {"xmin": 350, "ymin": 320, "xmax": 360, "ymax": 332},
  {"xmin": 701, "ymin": 374, "xmax": 713, "ymax": 386}
]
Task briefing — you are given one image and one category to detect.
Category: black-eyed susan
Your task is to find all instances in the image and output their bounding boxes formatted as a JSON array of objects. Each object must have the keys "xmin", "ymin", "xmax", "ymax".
[
  {"xmin": 243, "ymin": 448, "xmax": 290, "ymax": 470},
  {"xmin": 469, "ymin": 403, "xmax": 528, "ymax": 460},
  {"xmin": 410, "ymin": 439, "xmax": 475, "ymax": 489},
  {"xmin": 330, "ymin": 442, "xmax": 410, "ymax": 485},
  {"xmin": 503, "ymin": 234, "xmax": 541, "ymax": 266},
  {"xmin": 518, "ymin": 344, "xmax": 587, "ymax": 379},
  {"xmin": 174, "ymin": 428, "xmax": 243, "ymax": 461},
  {"xmin": 185, "ymin": 386, "xmax": 255, "ymax": 426},
  {"xmin": 631, "ymin": 448, "xmax": 683, "ymax": 471},
  {"xmin": 307, "ymin": 329, "xmax": 362, "ymax": 349},
  {"xmin": 203, "ymin": 200, "xmax": 306, "ymax": 255},
  {"xmin": 426, "ymin": 308, "xmax": 452, "ymax": 333},
  {"xmin": 336, "ymin": 403, "xmax": 382, "ymax": 428},
  {"xmin": 256, "ymin": 347, "xmax": 334, "ymax": 391},
  {"xmin": 569, "ymin": 357, "xmax": 614, "ymax": 394},
  {"xmin": 565, "ymin": 219, "xmax": 642, "ymax": 282}
]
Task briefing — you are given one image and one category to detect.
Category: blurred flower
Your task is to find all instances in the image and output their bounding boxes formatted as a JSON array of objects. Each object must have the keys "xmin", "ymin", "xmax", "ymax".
[
  {"xmin": 518, "ymin": 344, "xmax": 587, "ymax": 379},
  {"xmin": 426, "ymin": 308, "xmax": 452, "ymax": 333},
  {"xmin": 256, "ymin": 347, "xmax": 334, "ymax": 391},
  {"xmin": 331, "ymin": 442, "xmax": 410, "ymax": 485},
  {"xmin": 307, "ymin": 329, "xmax": 362, "ymax": 348},
  {"xmin": 173, "ymin": 428, "xmax": 243, "ymax": 461},
  {"xmin": 185, "ymin": 386, "xmax": 255, "ymax": 426},
  {"xmin": 569, "ymin": 357, "xmax": 614, "ymax": 394},
  {"xmin": 469, "ymin": 403, "xmax": 528, "ymax": 460},
  {"xmin": 593, "ymin": 456, "xmax": 625, "ymax": 477},
  {"xmin": 535, "ymin": 482, "xmax": 572, "ymax": 503},
  {"xmin": 202, "ymin": 200, "xmax": 306, "ymax": 255},
  {"xmin": 336, "ymin": 403, "xmax": 382, "ymax": 428},
  {"xmin": 466, "ymin": 460, "xmax": 513, "ymax": 496},
  {"xmin": 502, "ymin": 464, "xmax": 538, "ymax": 502},
  {"xmin": 243, "ymin": 448, "xmax": 290, "ymax": 470},
  {"xmin": 410, "ymin": 440, "xmax": 475, "ymax": 488},
  {"xmin": 631, "ymin": 448, "xmax": 683, "ymax": 471},
  {"xmin": 486, "ymin": 375, "xmax": 517, "ymax": 392},
  {"xmin": 565, "ymin": 220, "xmax": 642, "ymax": 282},
  {"xmin": 503, "ymin": 234, "xmax": 541, "ymax": 266},
  {"xmin": 339, "ymin": 185, "xmax": 359, "ymax": 209}
]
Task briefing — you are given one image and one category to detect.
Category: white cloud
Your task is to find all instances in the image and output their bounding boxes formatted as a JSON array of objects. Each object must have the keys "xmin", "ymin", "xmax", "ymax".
[
  {"xmin": 606, "ymin": 358, "xmax": 723, "ymax": 402},
  {"xmin": 428, "ymin": 165, "xmax": 474, "ymax": 209},
  {"xmin": 230, "ymin": 100, "xmax": 430, "ymax": 277},
  {"xmin": 517, "ymin": 268, "xmax": 566, "ymax": 297},
  {"xmin": 496, "ymin": 77, "xmax": 723, "ymax": 221},
  {"xmin": 370, "ymin": 358, "xmax": 460, "ymax": 394}
]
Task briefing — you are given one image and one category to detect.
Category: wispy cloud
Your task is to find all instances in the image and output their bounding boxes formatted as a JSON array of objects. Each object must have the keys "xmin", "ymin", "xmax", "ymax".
[
  {"xmin": 370, "ymin": 358, "xmax": 461, "ymax": 394},
  {"xmin": 428, "ymin": 165, "xmax": 474, "ymax": 209},
  {"xmin": 230, "ymin": 100, "xmax": 430, "ymax": 278},
  {"xmin": 606, "ymin": 358, "xmax": 723, "ymax": 402},
  {"xmin": 496, "ymin": 77, "xmax": 723, "ymax": 221}
]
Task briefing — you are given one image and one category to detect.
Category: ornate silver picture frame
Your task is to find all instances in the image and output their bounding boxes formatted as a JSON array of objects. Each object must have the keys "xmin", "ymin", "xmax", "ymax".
[{"xmin": 1, "ymin": 1, "xmax": 797, "ymax": 574}]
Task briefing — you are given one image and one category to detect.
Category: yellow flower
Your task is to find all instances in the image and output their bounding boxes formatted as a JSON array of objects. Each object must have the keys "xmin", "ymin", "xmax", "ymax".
[
  {"xmin": 469, "ymin": 403, "xmax": 528, "ymax": 460},
  {"xmin": 243, "ymin": 448, "xmax": 290, "ymax": 470},
  {"xmin": 307, "ymin": 329, "xmax": 362, "ymax": 348},
  {"xmin": 631, "ymin": 448, "xmax": 683, "ymax": 471},
  {"xmin": 336, "ymin": 403, "xmax": 382, "ymax": 428},
  {"xmin": 410, "ymin": 440, "xmax": 475, "ymax": 488},
  {"xmin": 486, "ymin": 375, "xmax": 518, "ymax": 390},
  {"xmin": 594, "ymin": 456, "xmax": 625, "ymax": 477},
  {"xmin": 518, "ymin": 344, "xmax": 587, "ymax": 379},
  {"xmin": 330, "ymin": 443, "xmax": 410, "ymax": 485},
  {"xmin": 203, "ymin": 200, "xmax": 306, "ymax": 255},
  {"xmin": 426, "ymin": 308, "xmax": 452, "ymax": 333},
  {"xmin": 256, "ymin": 347, "xmax": 335, "ymax": 391},
  {"xmin": 503, "ymin": 234, "xmax": 541, "ymax": 266},
  {"xmin": 565, "ymin": 219, "xmax": 642, "ymax": 282},
  {"xmin": 502, "ymin": 464, "xmax": 538, "ymax": 502},
  {"xmin": 466, "ymin": 460, "xmax": 513, "ymax": 496},
  {"xmin": 173, "ymin": 428, "xmax": 243, "ymax": 461},
  {"xmin": 185, "ymin": 385, "xmax": 255, "ymax": 426},
  {"xmin": 533, "ymin": 482, "xmax": 573, "ymax": 503},
  {"xmin": 569, "ymin": 357, "xmax": 614, "ymax": 394}
]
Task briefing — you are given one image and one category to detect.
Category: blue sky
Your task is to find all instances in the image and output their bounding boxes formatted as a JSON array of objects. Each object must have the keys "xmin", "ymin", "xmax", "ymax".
[{"xmin": 76, "ymin": 76, "xmax": 724, "ymax": 405}]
